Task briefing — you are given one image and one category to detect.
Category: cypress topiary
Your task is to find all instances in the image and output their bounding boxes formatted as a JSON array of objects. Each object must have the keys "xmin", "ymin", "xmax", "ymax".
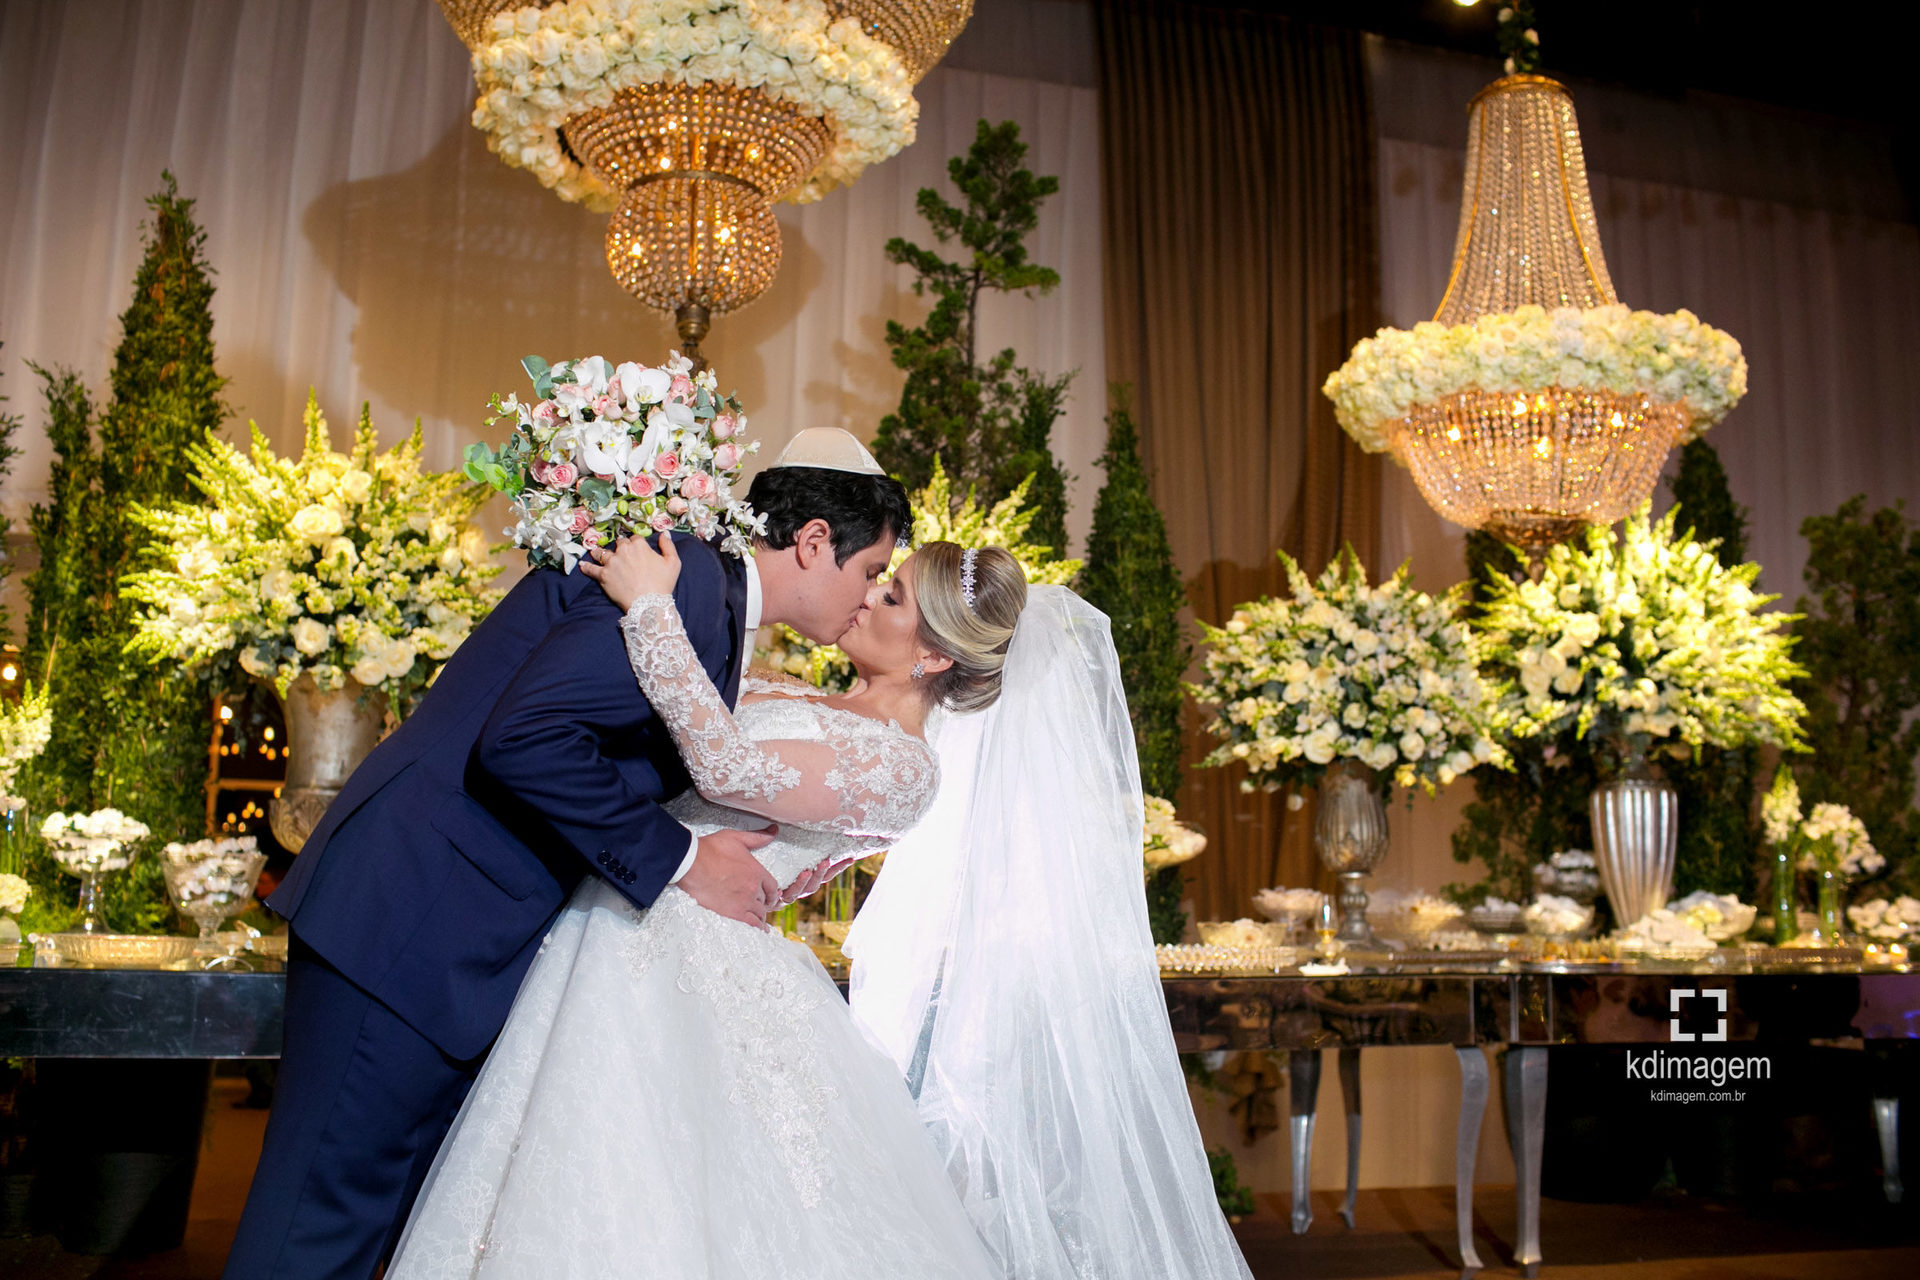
[
  {"xmin": 18, "ymin": 173, "xmax": 227, "ymax": 932},
  {"xmin": 870, "ymin": 120, "xmax": 1071, "ymax": 547},
  {"xmin": 1080, "ymin": 392, "xmax": 1192, "ymax": 942}
]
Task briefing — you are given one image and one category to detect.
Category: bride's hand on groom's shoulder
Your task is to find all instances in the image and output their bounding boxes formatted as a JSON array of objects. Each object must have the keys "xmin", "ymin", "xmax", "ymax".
[{"xmin": 581, "ymin": 533, "xmax": 682, "ymax": 612}]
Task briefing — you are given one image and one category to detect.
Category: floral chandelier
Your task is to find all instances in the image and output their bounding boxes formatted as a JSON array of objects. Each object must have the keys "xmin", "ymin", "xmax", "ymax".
[
  {"xmin": 1323, "ymin": 8, "xmax": 1746, "ymax": 560},
  {"xmin": 436, "ymin": 0, "xmax": 973, "ymax": 360}
]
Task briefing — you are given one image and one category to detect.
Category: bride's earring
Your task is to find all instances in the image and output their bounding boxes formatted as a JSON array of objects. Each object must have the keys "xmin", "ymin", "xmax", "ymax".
[{"xmin": 910, "ymin": 660, "xmax": 925, "ymax": 680}]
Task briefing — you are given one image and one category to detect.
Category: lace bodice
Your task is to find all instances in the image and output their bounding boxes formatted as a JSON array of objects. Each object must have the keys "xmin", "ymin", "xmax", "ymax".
[{"xmin": 622, "ymin": 596, "xmax": 939, "ymax": 888}]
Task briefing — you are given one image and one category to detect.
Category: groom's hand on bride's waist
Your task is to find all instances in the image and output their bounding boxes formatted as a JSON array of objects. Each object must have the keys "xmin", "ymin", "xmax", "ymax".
[{"xmin": 679, "ymin": 827, "xmax": 783, "ymax": 928}]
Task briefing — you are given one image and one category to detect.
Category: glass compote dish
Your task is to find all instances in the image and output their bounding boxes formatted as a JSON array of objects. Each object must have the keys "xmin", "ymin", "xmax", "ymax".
[
  {"xmin": 163, "ymin": 837, "xmax": 266, "ymax": 956},
  {"xmin": 41, "ymin": 809, "xmax": 152, "ymax": 934}
]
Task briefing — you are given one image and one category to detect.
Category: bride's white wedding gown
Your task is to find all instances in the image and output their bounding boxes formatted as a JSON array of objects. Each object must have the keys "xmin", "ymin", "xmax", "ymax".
[{"xmin": 387, "ymin": 597, "xmax": 1001, "ymax": 1279}]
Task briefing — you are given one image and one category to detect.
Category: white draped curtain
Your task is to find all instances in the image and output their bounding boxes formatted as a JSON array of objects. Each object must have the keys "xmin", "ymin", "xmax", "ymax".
[{"xmin": 0, "ymin": 0, "xmax": 1104, "ymax": 613}]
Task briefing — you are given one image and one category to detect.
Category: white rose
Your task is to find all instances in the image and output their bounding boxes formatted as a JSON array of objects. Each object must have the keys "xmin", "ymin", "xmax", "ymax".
[
  {"xmin": 289, "ymin": 504, "xmax": 345, "ymax": 543},
  {"xmin": 337, "ymin": 469, "xmax": 374, "ymax": 503},
  {"xmin": 290, "ymin": 618, "xmax": 331, "ymax": 657}
]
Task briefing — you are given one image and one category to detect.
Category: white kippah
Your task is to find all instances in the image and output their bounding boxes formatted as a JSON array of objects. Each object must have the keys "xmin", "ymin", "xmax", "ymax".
[{"xmin": 768, "ymin": 427, "xmax": 886, "ymax": 475}]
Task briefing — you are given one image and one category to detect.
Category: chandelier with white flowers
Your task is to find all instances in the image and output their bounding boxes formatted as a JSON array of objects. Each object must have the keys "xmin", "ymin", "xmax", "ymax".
[
  {"xmin": 436, "ymin": 1, "xmax": 972, "ymax": 360},
  {"xmin": 1323, "ymin": 8, "xmax": 1746, "ymax": 561}
]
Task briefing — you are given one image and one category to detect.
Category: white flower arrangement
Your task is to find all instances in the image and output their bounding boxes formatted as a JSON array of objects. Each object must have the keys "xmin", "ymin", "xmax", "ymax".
[
  {"xmin": 466, "ymin": 0, "xmax": 918, "ymax": 209},
  {"xmin": 759, "ymin": 459, "xmax": 1080, "ymax": 687},
  {"xmin": 1473, "ymin": 504, "xmax": 1805, "ymax": 756},
  {"xmin": 0, "ymin": 683, "xmax": 53, "ymax": 811},
  {"xmin": 1523, "ymin": 893, "xmax": 1592, "ymax": 936},
  {"xmin": 1667, "ymin": 890, "xmax": 1757, "ymax": 942},
  {"xmin": 0, "ymin": 872, "xmax": 28, "ymax": 916},
  {"xmin": 1617, "ymin": 907, "xmax": 1717, "ymax": 954},
  {"xmin": 1847, "ymin": 896, "xmax": 1920, "ymax": 942},
  {"xmin": 41, "ymin": 809, "xmax": 152, "ymax": 872},
  {"xmin": 1253, "ymin": 886, "xmax": 1326, "ymax": 922},
  {"xmin": 1191, "ymin": 549, "xmax": 1506, "ymax": 794},
  {"xmin": 1761, "ymin": 768, "xmax": 1884, "ymax": 880},
  {"xmin": 1322, "ymin": 303, "xmax": 1747, "ymax": 454},
  {"xmin": 163, "ymin": 837, "xmax": 264, "ymax": 909},
  {"xmin": 1143, "ymin": 795, "xmax": 1206, "ymax": 875},
  {"xmin": 126, "ymin": 398, "xmax": 502, "ymax": 715},
  {"xmin": 464, "ymin": 352, "xmax": 765, "ymax": 572}
]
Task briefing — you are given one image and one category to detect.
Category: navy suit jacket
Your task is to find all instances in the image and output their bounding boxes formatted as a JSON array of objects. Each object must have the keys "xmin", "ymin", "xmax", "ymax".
[{"xmin": 268, "ymin": 533, "xmax": 748, "ymax": 1060}]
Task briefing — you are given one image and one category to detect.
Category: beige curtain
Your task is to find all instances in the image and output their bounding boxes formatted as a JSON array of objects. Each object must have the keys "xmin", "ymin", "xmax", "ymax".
[{"xmin": 1095, "ymin": 0, "xmax": 1382, "ymax": 923}]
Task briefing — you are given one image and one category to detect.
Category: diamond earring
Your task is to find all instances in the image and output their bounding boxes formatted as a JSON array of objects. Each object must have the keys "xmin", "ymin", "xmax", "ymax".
[{"xmin": 910, "ymin": 660, "xmax": 925, "ymax": 680}]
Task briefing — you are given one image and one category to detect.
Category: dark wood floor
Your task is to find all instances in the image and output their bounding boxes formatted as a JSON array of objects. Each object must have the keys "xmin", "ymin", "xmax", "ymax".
[{"xmin": 3, "ymin": 1078, "xmax": 1917, "ymax": 1278}]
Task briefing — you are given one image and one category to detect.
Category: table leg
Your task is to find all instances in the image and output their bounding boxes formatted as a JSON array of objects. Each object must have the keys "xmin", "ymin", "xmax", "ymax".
[
  {"xmin": 1337, "ymin": 1047, "xmax": 1362, "ymax": 1228},
  {"xmin": 1874, "ymin": 1095, "xmax": 1903, "ymax": 1204},
  {"xmin": 1289, "ymin": 1049, "xmax": 1323, "ymax": 1234},
  {"xmin": 1503, "ymin": 1047, "xmax": 1547, "ymax": 1278},
  {"xmin": 1454, "ymin": 1046, "xmax": 1488, "ymax": 1275}
]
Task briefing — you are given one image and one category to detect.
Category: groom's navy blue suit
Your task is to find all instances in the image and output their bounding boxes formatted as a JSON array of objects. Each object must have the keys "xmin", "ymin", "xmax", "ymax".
[{"xmin": 224, "ymin": 534, "xmax": 748, "ymax": 1279}]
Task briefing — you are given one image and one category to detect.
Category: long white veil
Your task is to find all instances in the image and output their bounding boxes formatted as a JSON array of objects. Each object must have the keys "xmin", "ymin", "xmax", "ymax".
[{"xmin": 845, "ymin": 585, "xmax": 1252, "ymax": 1280}]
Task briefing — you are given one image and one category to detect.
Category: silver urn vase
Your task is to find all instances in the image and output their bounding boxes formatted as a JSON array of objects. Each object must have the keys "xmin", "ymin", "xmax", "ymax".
[
  {"xmin": 1314, "ymin": 759, "xmax": 1390, "ymax": 945},
  {"xmin": 269, "ymin": 675, "xmax": 388, "ymax": 853},
  {"xmin": 1589, "ymin": 753, "xmax": 1678, "ymax": 927}
]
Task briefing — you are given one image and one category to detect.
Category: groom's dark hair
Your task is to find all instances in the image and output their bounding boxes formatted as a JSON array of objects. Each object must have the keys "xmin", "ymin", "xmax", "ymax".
[{"xmin": 746, "ymin": 466, "xmax": 912, "ymax": 565}]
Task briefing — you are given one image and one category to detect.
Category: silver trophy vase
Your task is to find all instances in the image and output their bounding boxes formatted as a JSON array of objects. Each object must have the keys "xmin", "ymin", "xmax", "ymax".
[{"xmin": 1589, "ymin": 763, "xmax": 1679, "ymax": 927}]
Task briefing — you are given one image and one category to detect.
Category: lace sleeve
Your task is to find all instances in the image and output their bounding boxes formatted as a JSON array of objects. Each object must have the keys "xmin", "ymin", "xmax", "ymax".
[{"xmin": 623, "ymin": 596, "xmax": 939, "ymax": 836}]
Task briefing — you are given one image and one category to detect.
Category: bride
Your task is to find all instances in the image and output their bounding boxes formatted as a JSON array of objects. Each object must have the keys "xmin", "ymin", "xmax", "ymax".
[{"xmin": 391, "ymin": 531, "xmax": 1250, "ymax": 1279}]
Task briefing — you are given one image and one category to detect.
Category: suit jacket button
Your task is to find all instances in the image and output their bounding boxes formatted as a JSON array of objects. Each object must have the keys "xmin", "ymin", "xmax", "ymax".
[{"xmin": 597, "ymin": 851, "xmax": 611, "ymax": 866}]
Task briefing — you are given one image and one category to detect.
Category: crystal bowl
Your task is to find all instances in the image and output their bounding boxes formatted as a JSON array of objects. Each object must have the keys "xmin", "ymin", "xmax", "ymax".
[{"xmin": 44, "ymin": 932, "xmax": 198, "ymax": 968}]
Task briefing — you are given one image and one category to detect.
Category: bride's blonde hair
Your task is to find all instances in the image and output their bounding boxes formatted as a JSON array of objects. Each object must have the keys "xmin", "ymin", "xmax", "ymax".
[{"xmin": 913, "ymin": 542, "xmax": 1026, "ymax": 713}]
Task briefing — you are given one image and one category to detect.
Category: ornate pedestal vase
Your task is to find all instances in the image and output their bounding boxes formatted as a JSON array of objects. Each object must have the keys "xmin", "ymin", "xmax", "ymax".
[
  {"xmin": 1314, "ymin": 761, "xmax": 1389, "ymax": 945},
  {"xmin": 269, "ymin": 676, "xmax": 388, "ymax": 853},
  {"xmin": 1589, "ymin": 754, "xmax": 1678, "ymax": 928},
  {"xmin": 162, "ymin": 844, "xmax": 267, "ymax": 957}
]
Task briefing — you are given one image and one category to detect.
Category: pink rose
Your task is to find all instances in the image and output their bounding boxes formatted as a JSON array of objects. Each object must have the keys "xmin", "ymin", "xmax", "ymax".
[
  {"xmin": 581, "ymin": 527, "xmax": 602, "ymax": 550},
  {"xmin": 649, "ymin": 511, "xmax": 675, "ymax": 533},
  {"xmin": 711, "ymin": 442, "xmax": 741, "ymax": 471},
  {"xmin": 669, "ymin": 374, "xmax": 695, "ymax": 400},
  {"xmin": 547, "ymin": 461, "xmax": 579, "ymax": 488},
  {"xmin": 590, "ymin": 394, "xmax": 618, "ymax": 420},
  {"xmin": 710, "ymin": 412, "xmax": 737, "ymax": 440},
  {"xmin": 569, "ymin": 508, "xmax": 593, "ymax": 535},
  {"xmin": 652, "ymin": 451, "xmax": 681, "ymax": 479},
  {"xmin": 667, "ymin": 496, "xmax": 689, "ymax": 516},
  {"xmin": 681, "ymin": 471, "xmax": 717, "ymax": 501},
  {"xmin": 528, "ymin": 456, "xmax": 551, "ymax": 484},
  {"xmin": 532, "ymin": 400, "xmax": 558, "ymax": 424},
  {"xmin": 593, "ymin": 472, "xmax": 615, "ymax": 484},
  {"xmin": 628, "ymin": 472, "xmax": 656, "ymax": 498}
]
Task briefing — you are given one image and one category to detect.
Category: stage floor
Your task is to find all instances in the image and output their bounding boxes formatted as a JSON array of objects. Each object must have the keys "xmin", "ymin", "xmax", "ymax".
[{"xmin": 3, "ymin": 1078, "xmax": 1917, "ymax": 1278}]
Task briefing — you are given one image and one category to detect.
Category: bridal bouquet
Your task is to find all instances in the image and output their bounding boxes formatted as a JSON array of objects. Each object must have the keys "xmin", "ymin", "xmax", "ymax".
[
  {"xmin": 126, "ymin": 397, "xmax": 502, "ymax": 715},
  {"xmin": 464, "ymin": 353, "xmax": 765, "ymax": 573},
  {"xmin": 1191, "ymin": 549, "xmax": 1505, "ymax": 794},
  {"xmin": 1472, "ymin": 504, "xmax": 1805, "ymax": 757}
]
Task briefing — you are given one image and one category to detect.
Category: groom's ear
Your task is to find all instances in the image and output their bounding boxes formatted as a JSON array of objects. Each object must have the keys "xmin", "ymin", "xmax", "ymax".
[{"xmin": 791, "ymin": 518, "xmax": 835, "ymax": 571}]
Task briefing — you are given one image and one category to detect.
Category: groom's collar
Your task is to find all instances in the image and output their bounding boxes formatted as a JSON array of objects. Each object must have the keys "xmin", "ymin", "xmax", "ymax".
[{"xmin": 743, "ymin": 551, "xmax": 763, "ymax": 639}]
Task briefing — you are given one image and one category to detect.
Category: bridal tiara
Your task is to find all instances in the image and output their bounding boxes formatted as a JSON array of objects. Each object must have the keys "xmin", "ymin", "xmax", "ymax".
[{"xmin": 960, "ymin": 548, "xmax": 978, "ymax": 611}]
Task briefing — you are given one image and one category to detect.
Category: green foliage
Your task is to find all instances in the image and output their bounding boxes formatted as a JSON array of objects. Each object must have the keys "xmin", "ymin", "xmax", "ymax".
[
  {"xmin": 1450, "ymin": 531, "xmax": 1596, "ymax": 905},
  {"xmin": 1079, "ymin": 392, "xmax": 1193, "ymax": 944},
  {"xmin": 1664, "ymin": 443, "xmax": 1759, "ymax": 897},
  {"xmin": 1496, "ymin": 0, "xmax": 1542, "ymax": 74},
  {"xmin": 16, "ymin": 173, "xmax": 228, "ymax": 933},
  {"xmin": 870, "ymin": 120, "xmax": 1071, "ymax": 543},
  {"xmin": 0, "ymin": 344, "xmax": 23, "ymax": 641},
  {"xmin": 1207, "ymin": 1146, "xmax": 1256, "ymax": 1219},
  {"xmin": 1788, "ymin": 498, "xmax": 1920, "ymax": 898}
]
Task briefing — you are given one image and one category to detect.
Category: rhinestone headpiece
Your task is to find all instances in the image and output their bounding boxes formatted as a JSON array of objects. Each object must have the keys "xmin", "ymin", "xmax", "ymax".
[{"xmin": 960, "ymin": 548, "xmax": 978, "ymax": 611}]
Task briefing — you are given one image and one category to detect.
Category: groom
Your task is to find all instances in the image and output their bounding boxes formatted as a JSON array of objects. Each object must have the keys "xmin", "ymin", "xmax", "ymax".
[{"xmin": 224, "ymin": 430, "xmax": 911, "ymax": 1279}]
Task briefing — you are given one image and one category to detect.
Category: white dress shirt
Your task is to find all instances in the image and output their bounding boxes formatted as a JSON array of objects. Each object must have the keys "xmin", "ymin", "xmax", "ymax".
[{"xmin": 665, "ymin": 552, "xmax": 762, "ymax": 886}]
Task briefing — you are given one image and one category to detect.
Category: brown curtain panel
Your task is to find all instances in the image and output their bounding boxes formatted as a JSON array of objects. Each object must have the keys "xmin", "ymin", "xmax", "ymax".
[{"xmin": 1095, "ymin": 0, "xmax": 1383, "ymax": 923}]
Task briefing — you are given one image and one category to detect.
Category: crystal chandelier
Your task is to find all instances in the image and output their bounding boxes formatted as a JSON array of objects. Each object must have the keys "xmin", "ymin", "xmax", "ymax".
[
  {"xmin": 436, "ymin": 2, "xmax": 973, "ymax": 362},
  {"xmin": 1324, "ymin": 45, "xmax": 1745, "ymax": 561}
]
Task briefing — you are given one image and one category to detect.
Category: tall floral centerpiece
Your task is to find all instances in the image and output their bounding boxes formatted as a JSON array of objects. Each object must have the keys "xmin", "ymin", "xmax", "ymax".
[
  {"xmin": 1474, "ymin": 506, "xmax": 1805, "ymax": 925},
  {"xmin": 1192, "ymin": 550, "xmax": 1506, "ymax": 942},
  {"xmin": 126, "ymin": 397, "xmax": 502, "ymax": 850},
  {"xmin": 1762, "ymin": 767, "xmax": 1880, "ymax": 944}
]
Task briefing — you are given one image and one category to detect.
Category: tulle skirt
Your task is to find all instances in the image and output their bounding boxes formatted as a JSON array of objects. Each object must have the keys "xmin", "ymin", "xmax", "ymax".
[{"xmin": 388, "ymin": 881, "xmax": 1002, "ymax": 1280}]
